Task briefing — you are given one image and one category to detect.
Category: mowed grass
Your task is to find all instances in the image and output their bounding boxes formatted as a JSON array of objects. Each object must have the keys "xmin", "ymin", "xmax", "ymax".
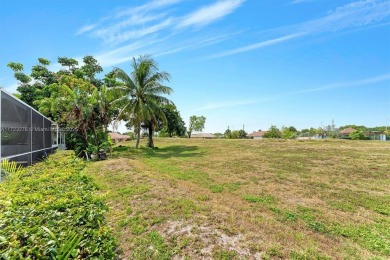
[{"xmin": 86, "ymin": 138, "xmax": 390, "ymax": 259}]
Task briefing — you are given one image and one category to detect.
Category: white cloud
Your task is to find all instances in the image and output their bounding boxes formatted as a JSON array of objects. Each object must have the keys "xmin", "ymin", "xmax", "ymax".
[
  {"xmin": 208, "ymin": 0, "xmax": 390, "ymax": 58},
  {"xmin": 114, "ymin": 0, "xmax": 182, "ymax": 18},
  {"xmin": 302, "ymin": 0, "xmax": 390, "ymax": 33},
  {"xmin": 207, "ymin": 33, "xmax": 305, "ymax": 59},
  {"xmin": 94, "ymin": 37, "xmax": 169, "ymax": 67},
  {"xmin": 74, "ymin": 0, "xmax": 245, "ymax": 65},
  {"xmin": 76, "ymin": 0, "xmax": 181, "ymax": 45},
  {"xmin": 95, "ymin": 33, "xmax": 238, "ymax": 67},
  {"xmin": 155, "ymin": 33, "xmax": 240, "ymax": 57},
  {"xmin": 93, "ymin": 17, "xmax": 173, "ymax": 44},
  {"xmin": 176, "ymin": 0, "xmax": 245, "ymax": 29},
  {"xmin": 108, "ymin": 12, "xmax": 168, "ymax": 32},
  {"xmin": 82, "ymin": 0, "xmax": 244, "ymax": 45},
  {"xmin": 76, "ymin": 24, "xmax": 97, "ymax": 35},
  {"xmin": 294, "ymin": 73, "xmax": 390, "ymax": 94}
]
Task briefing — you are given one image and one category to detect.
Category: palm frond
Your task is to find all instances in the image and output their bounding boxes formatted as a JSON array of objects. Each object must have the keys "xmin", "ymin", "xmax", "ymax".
[
  {"xmin": 113, "ymin": 67, "xmax": 136, "ymax": 89},
  {"xmin": 145, "ymin": 71, "xmax": 171, "ymax": 87},
  {"xmin": 146, "ymin": 85, "xmax": 173, "ymax": 95},
  {"xmin": 147, "ymin": 95, "xmax": 173, "ymax": 106},
  {"xmin": 1, "ymin": 160, "xmax": 24, "ymax": 180}
]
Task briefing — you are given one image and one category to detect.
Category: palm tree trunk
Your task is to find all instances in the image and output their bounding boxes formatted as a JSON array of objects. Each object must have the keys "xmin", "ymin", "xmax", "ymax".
[
  {"xmin": 135, "ymin": 123, "xmax": 141, "ymax": 149},
  {"xmin": 147, "ymin": 125, "xmax": 154, "ymax": 148}
]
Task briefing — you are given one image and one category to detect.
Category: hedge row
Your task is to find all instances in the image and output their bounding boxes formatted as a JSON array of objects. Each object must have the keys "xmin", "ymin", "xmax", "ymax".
[{"xmin": 0, "ymin": 151, "xmax": 117, "ymax": 259}]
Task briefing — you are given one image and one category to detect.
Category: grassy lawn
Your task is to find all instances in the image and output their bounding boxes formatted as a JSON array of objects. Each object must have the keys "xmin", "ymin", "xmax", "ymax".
[{"xmin": 86, "ymin": 138, "xmax": 390, "ymax": 259}]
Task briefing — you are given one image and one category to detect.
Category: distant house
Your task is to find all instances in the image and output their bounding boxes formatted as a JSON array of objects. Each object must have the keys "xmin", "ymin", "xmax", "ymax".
[
  {"xmin": 339, "ymin": 128, "xmax": 386, "ymax": 140},
  {"xmin": 365, "ymin": 131, "xmax": 386, "ymax": 140},
  {"xmin": 191, "ymin": 133, "xmax": 215, "ymax": 139},
  {"xmin": 247, "ymin": 131, "xmax": 268, "ymax": 140},
  {"xmin": 339, "ymin": 127, "xmax": 357, "ymax": 138},
  {"xmin": 108, "ymin": 132, "xmax": 130, "ymax": 143}
]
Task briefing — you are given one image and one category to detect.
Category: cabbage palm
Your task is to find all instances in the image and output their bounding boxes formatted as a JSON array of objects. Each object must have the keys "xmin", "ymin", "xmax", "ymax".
[{"xmin": 113, "ymin": 55, "xmax": 173, "ymax": 148}]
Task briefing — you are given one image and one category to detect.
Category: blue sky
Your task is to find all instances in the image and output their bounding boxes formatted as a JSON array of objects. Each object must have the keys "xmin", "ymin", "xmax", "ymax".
[{"xmin": 1, "ymin": 0, "xmax": 390, "ymax": 133}]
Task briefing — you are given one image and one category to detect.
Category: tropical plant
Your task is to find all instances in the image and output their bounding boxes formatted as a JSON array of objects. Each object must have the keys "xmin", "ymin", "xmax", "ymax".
[
  {"xmin": 85, "ymin": 130, "xmax": 112, "ymax": 160},
  {"xmin": 42, "ymin": 226, "xmax": 82, "ymax": 260},
  {"xmin": 112, "ymin": 55, "xmax": 173, "ymax": 148},
  {"xmin": 7, "ymin": 56, "xmax": 114, "ymax": 160},
  {"xmin": 36, "ymin": 73, "xmax": 116, "ymax": 159},
  {"xmin": 1, "ymin": 160, "xmax": 24, "ymax": 180}
]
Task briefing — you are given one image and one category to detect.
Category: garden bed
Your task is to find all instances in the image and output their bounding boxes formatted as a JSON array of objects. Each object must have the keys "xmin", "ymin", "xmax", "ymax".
[{"xmin": 0, "ymin": 151, "xmax": 117, "ymax": 259}]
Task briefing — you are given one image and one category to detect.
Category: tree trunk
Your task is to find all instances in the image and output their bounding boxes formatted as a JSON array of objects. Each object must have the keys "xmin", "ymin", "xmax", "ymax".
[
  {"xmin": 83, "ymin": 127, "xmax": 89, "ymax": 147},
  {"xmin": 91, "ymin": 120, "xmax": 98, "ymax": 149},
  {"xmin": 135, "ymin": 123, "xmax": 141, "ymax": 149},
  {"xmin": 147, "ymin": 125, "xmax": 154, "ymax": 148},
  {"xmin": 188, "ymin": 131, "xmax": 191, "ymax": 138}
]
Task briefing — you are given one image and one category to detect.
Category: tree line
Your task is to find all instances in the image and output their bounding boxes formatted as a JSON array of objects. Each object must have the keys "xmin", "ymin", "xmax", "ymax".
[{"xmin": 222, "ymin": 124, "xmax": 388, "ymax": 140}]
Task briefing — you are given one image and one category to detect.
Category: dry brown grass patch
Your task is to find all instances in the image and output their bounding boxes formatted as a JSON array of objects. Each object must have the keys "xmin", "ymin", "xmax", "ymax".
[{"xmin": 86, "ymin": 138, "xmax": 389, "ymax": 259}]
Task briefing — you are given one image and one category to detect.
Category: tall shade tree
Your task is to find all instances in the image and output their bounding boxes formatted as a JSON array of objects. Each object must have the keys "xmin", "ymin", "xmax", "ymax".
[
  {"xmin": 112, "ymin": 55, "xmax": 173, "ymax": 148},
  {"xmin": 161, "ymin": 105, "xmax": 186, "ymax": 137}
]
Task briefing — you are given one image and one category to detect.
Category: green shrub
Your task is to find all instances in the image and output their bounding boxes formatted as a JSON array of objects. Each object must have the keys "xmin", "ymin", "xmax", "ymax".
[
  {"xmin": 0, "ymin": 151, "xmax": 117, "ymax": 259},
  {"xmin": 349, "ymin": 130, "xmax": 366, "ymax": 140}
]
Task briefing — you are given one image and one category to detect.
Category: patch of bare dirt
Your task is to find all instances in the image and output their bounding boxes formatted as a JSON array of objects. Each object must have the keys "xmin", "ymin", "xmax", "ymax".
[{"xmin": 163, "ymin": 220, "xmax": 260, "ymax": 259}]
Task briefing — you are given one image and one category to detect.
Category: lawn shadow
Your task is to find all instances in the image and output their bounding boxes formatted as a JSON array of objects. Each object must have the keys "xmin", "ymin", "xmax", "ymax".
[
  {"xmin": 113, "ymin": 146, "xmax": 130, "ymax": 153},
  {"xmin": 111, "ymin": 145, "xmax": 141, "ymax": 159},
  {"xmin": 145, "ymin": 145, "xmax": 202, "ymax": 159},
  {"xmin": 111, "ymin": 145, "xmax": 202, "ymax": 159}
]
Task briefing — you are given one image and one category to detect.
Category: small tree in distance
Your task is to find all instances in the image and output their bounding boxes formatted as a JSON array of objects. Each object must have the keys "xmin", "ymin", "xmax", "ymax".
[
  {"xmin": 238, "ymin": 129, "xmax": 247, "ymax": 139},
  {"xmin": 349, "ymin": 130, "xmax": 366, "ymax": 140},
  {"xmin": 264, "ymin": 125, "xmax": 281, "ymax": 138},
  {"xmin": 224, "ymin": 128, "xmax": 232, "ymax": 139},
  {"xmin": 188, "ymin": 115, "xmax": 206, "ymax": 138},
  {"xmin": 282, "ymin": 126, "xmax": 298, "ymax": 139}
]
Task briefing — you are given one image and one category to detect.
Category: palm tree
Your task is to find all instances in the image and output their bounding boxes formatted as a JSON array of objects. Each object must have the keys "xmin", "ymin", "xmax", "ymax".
[{"xmin": 112, "ymin": 55, "xmax": 173, "ymax": 148}]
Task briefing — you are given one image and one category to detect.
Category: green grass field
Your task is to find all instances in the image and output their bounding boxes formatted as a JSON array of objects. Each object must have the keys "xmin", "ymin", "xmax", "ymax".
[{"xmin": 86, "ymin": 138, "xmax": 390, "ymax": 259}]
